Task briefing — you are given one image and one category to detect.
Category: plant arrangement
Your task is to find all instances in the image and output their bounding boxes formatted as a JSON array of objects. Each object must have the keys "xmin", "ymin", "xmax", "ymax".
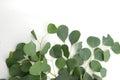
[{"xmin": 1, "ymin": 23, "xmax": 120, "ymax": 80}]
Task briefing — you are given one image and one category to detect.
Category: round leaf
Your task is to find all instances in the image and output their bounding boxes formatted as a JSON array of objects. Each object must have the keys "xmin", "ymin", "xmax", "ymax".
[
  {"xmin": 94, "ymin": 48, "xmax": 104, "ymax": 61},
  {"xmin": 69, "ymin": 30, "xmax": 80, "ymax": 45},
  {"xmin": 55, "ymin": 57, "xmax": 66, "ymax": 69},
  {"xmin": 47, "ymin": 23, "xmax": 57, "ymax": 33},
  {"xmin": 87, "ymin": 36, "xmax": 100, "ymax": 48},
  {"xmin": 24, "ymin": 41, "xmax": 36, "ymax": 56},
  {"xmin": 57, "ymin": 25, "xmax": 68, "ymax": 42},
  {"xmin": 79, "ymin": 48, "xmax": 91, "ymax": 61},
  {"xmin": 49, "ymin": 44, "xmax": 62, "ymax": 58},
  {"xmin": 111, "ymin": 42, "xmax": 120, "ymax": 54},
  {"xmin": 89, "ymin": 60, "xmax": 102, "ymax": 72},
  {"xmin": 100, "ymin": 68, "xmax": 107, "ymax": 77}
]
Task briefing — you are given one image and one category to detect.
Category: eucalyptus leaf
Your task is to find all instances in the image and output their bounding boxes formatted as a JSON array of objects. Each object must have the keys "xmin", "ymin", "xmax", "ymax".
[
  {"xmin": 103, "ymin": 50, "xmax": 110, "ymax": 62},
  {"xmin": 13, "ymin": 50, "xmax": 25, "ymax": 61},
  {"xmin": 102, "ymin": 34, "xmax": 114, "ymax": 46},
  {"xmin": 94, "ymin": 48, "xmax": 104, "ymax": 61},
  {"xmin": 89, "ymin": 60, "xmax": 102, "ymax": 72},
  {"xmin": 41, "ymin": 42, "xmax": 51, "ymax": 55},
  {"xmin": 16, "ymin": 43, "xmax": 25, "ymax": 51},
  {"xmin": 74, "ymin": 54, "xmax": 83, "ymax": 66},
  {"xmin": 111, "ymin": 42, "xmax": 120, "ymax": 54},
  {"xmin": 31, "ymin": 30, "xmax": 37, "ymax": 40},
  {"xmin": 87, "ymin": 36, "xmax": 100, "ymax": 48},
  {"xmin": 24, "ymin": 41, "xmax": 36, "ymax": 56},
  {"xmin": 75, "ymin": 42, "xmax": 82, "ymax": 53},
  {"xmin": 9, "ymin": 77, "xmax": 20, "ymax": 80},
  {"xmin": 100, "ymin": 68, "xmax": 107, "ymax": 78},
  {"xmin": 49, "ymin": 44, "xmax": 62, "ymax": 58},
  {"xmin": 79, "ymin": 48, "xmax": 91, "ymax": 61},
  {"xmin": 6, "ymin": 58, "xmax": 17, "ymax": 68},
  {"xmin": 57, "ymin": 25, "xmax": 68, "ymax": 42},
  {"xmin": 83, "ymin": 72, "xmax": 92, "ymax": 80},
  {"xmin": 20, "ymin": 74, "xmax": 40, "ymax": 80},
  {"xmin": 20, "ymin": 60, "xmax": 32, "ymax": 72},
  {"xmin": 55, "ymin": 57, "xmax": 66, "ymax": 69},
  {"xmin": 69, "ymin": 30, "xmax": 80, "ymax": 45},
  {"xmin": 62, "ymin": 44, "xmax": 70, "ymax": 58},
  {"xmin": 47, "ymin": 23, "xmax": 57, "ymax": 33},
  {"xmin": 30, "ymin": 60, "xmax": 50, "ymax": 75},
  {"xmin": 9, "ymin": 64, "xmax": 23, "ymax": 77},
  {"xmin": 66, "ymin": 58, "xmax": 77, "ymax": 71},
  {"xmin": 73, "ymin": 67, "xmax": 85, "ymax": 77}
]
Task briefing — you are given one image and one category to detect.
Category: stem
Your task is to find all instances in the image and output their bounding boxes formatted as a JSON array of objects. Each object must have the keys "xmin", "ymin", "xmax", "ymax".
[
  {"xmin": 40, "ymin": 73, "xmax": 42, "ymax": 80},
  {"xmin": 52, "ymin": 59, "xmax": 56, "ymax": 77},
  {"xmin": 40, "ymin": 33, "xmax": 48, "ymax": 50}
]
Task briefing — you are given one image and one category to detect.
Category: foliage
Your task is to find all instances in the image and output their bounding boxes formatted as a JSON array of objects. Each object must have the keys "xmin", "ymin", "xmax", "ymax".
[{"xmin": 1, "ymin": 23, "xmax": 120, "ymax": 80}]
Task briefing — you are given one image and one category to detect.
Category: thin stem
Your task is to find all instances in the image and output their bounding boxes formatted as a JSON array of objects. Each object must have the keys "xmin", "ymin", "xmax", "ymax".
[
  {"xmin": 52, "ymin": 59, "xmax": 56, "ymax": 77},
  {"xmin": 40, "ymin": 73, "xmax": 42, "ymax": 80},
  {"xmin": 49, "ymin": 72, "xmax": 56, "ymax": 77},
  {"xmin": 40, "ymin": 33, "xmax": 48, "ymax": 50}
]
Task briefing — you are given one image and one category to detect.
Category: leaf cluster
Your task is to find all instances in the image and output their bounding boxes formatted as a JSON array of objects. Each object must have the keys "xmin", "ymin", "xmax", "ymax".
[{"xmin": 1, "ymin": 23, "xmax": 120, "ymax": 80}]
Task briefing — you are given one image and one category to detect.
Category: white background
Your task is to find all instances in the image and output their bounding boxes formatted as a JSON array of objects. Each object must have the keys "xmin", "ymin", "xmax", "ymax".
[{"xmin": 0, "ymin": 0, "xmax": 120, "ymax": 80}]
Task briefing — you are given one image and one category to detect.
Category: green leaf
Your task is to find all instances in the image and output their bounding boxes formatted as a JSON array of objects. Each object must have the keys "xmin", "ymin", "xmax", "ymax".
[
  {"xmin": 20, "ymin": 74, "xmax": 40, "ymax": 80},
  {"xmin": 20, "ymin": 60, "xmax": 32, "ymax": 72},
  {"xmin": 111, "ymin": 42, "xmax": 120, "ymax": 54},
  {"xmin": 89, "ymin": 60, "xmax": 102, "ymax": 72},
  {"xmin": 73, "ymin": 54, "xmax": 83, "ymax": 66},
  {"xmin": 73, "ymin": 67, "xmax": 85, "ymax": 77},
  {"xmin": 49, "ymin": 44, "xmax": 62, "ymax": 58},
  {"xmin": 16, "ymin": 43, "xmax": 25, "ymax": 51},
  {"xmin": 55, "ymin": 57, "xmax": 66, "ymax": 69},
  {"xmin": 62, "ymin": 44, "xmax": 70, "ymax": 58},
  {"xmin": 103, "ymin": 50, "xmax": 110, "ymax": 62},
  {"xmin": 41, "ymin": 42, "xmax": 51, "ymax": 55},
  {"xmin": 94, "ymin": 48, "xmax": 104, "ymax": 61},
  {"xmin": 100, "ymin": 68, "xmax": 107, "ymax": 77},
  {"xmin": 9, "ymin": 77, "xmax": 20, "ymax": 80},
  {"xmin": 6, "ymin": 58, "xmax": 17, "ymax": 68},
  {"xmin": 47, "ymin": 23, "xmax": 57, "ymax": 33},
  {"xmin": 75, "ymin": 42, "xmax": 82, "ymax": 53},
  {"xmin": 13, "ymin": 50, "xmax": 25, "ymax": 61},
  {"xmin": 69, "ymin": 30, "xmax": 80, "ymax": 45},
  {"xmin": 31, "ymin": 30, "xmax": 37, "ymax": 40},
  {"xmin": 87, "ymin": 36, "xmax": 100, "ymax": 48},
  {"xmin": 79, "ymin": 48, "xmax": 91, "ymax": 61},
  {"xmin": 30, "ymin": 60, "xmax": 50, "ymax": 75},
  {"xmin": 24, "ymin": 41, "xmax": 36, "ymax": 56},
  {"xmin": 102, "ymin": 34, "xmax": 114, "ymax": 46},
  {"xmin": 83, "ymin": 72, "xmax": 92, "ymax": 80},
  {"xmin": 66, "ymin": 58, "xmax": 77, "ymax": 71},
  {"xmin": 57, "ymin": 25, "xmax": 68, "ymax": 42},
  {"xmin": 9, "ymin": 64, "xmax": 23, "ymax": 77}
]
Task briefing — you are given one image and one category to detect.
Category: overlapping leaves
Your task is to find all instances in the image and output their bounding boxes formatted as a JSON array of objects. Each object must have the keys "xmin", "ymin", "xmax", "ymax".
[{"xmin": 2, "ymin": 23, "xmax": 120, "ymax": 80}]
